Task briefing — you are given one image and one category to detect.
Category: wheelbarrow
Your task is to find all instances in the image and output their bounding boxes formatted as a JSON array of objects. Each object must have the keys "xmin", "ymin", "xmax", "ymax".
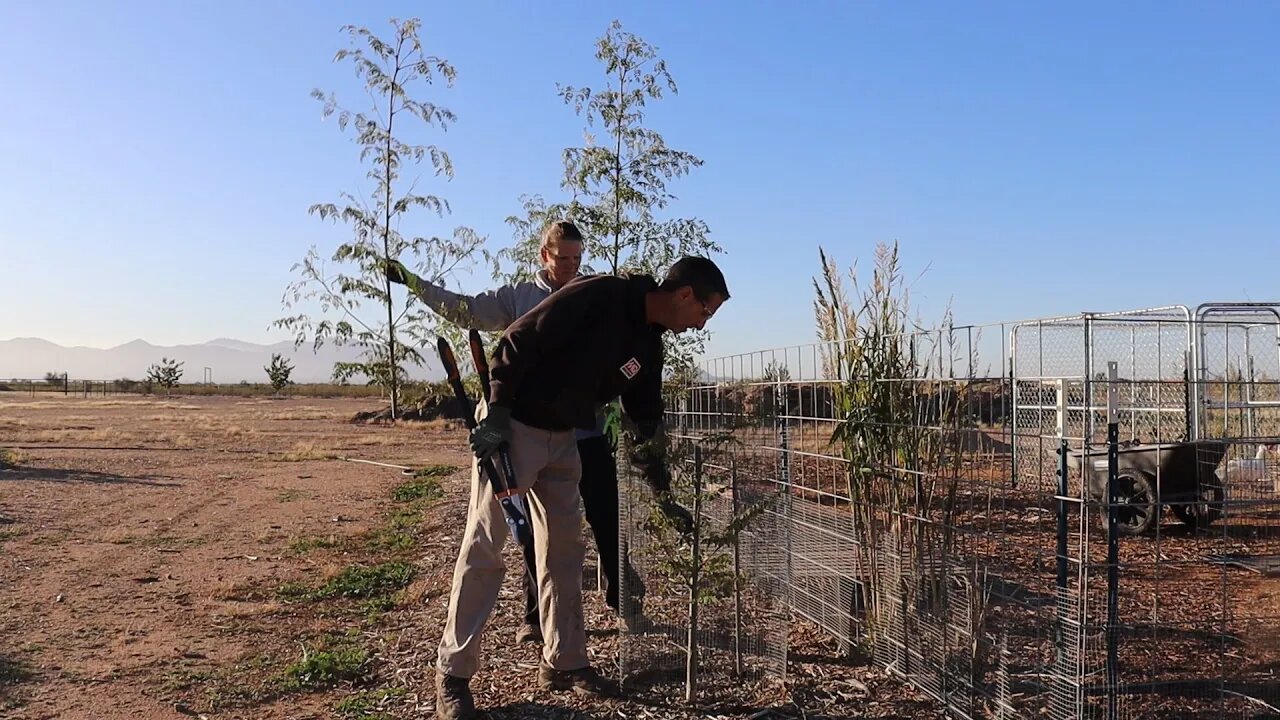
[{"xmin": 1063, "ymin": 439, "xmax": 1228, "ymax": 536}]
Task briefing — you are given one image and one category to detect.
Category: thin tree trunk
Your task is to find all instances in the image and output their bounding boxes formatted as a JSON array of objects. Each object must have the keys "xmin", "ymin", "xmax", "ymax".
[
  {"xmin": 383, "ymin": 39, "xmax": 403, "ymax": 420},
  {"xmin": 611, "ymin": 51, "xmax": 627, "ymax": 275}
]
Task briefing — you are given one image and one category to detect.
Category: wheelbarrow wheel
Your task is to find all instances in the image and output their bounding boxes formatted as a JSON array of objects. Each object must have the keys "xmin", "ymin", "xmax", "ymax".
[
  {"xmin": 1102, "ymin": 471, "xmax": 1158, "ymax": 536},
  {"xmin": 1171, "ymin": 483, "xmax": 1225, "ymax": 530}
]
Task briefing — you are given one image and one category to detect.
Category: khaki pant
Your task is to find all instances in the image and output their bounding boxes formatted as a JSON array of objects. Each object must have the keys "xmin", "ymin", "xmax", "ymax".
[{"xmin": 436, "ymin": 415, "xmax": 587, "ymax": 679}]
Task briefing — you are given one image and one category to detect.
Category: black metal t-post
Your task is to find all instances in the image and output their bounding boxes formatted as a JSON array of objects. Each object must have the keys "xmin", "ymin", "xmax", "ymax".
[
  {"xmin": 1055, "ymin": 436, "xmax": 1069, "ymax": 662},
  {"xmin": 1105, "ymin": 361, "xmax": 1120, "ymax": 720}
]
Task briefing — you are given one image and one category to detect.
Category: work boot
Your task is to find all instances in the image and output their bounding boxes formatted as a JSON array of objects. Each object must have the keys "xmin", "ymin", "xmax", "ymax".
[
  {"xmin": 435, "ymin": 670, "xmax": 476, "ymax": 720},
  {"xmin": 537, "ymin": 660, "xmax": 620, "ymax": 698},
  {"xmin": 515, "ymin": 622, "xmax": 543, "ymax": 644}
]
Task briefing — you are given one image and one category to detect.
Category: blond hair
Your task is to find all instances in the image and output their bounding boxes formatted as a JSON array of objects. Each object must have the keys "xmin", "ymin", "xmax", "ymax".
[{"xmin": 541, "ymin": 220, "xmax": 583, "ymax": 249}]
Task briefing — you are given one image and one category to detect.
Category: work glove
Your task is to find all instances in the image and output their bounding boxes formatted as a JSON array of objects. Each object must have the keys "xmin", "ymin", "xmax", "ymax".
[
  {"xmin": 469, "ymin": 405, "xmax": 512, "ymax": 460},
  {"xmin": 656, "ymin": 491, "xmax": 694, "ymax": 535},
  {"xmin": 627, "ymin": 423, "xmax": 667, "ymax": 470},
  {"xmin": 626, "ymin": 424, "xmax": 693, "ymax": 534},
  {"xmin": 385, "ymin": 259, "xmax": 413, "ymax": 288},
  {"xmin": 629, "ymin": 448, "xmax": 668, "ymax": 490}
]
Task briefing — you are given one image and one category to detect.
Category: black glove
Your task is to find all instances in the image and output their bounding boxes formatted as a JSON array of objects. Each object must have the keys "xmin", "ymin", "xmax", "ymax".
[
  {"xmin": 469, "ymin": 405, "xmax": 512, "ymax": 459},
  {"xmin": 657, "ymin": 492, "xmax": 694, "ymax": 534},
  {"xmin": 630, "ymin": 452, "xmax": 672, "ymax": 494},
  {"xmin": 627, "ymin": 423, "xmax": 666, "ymax": 467},
  {"xmin": 639, "ymin": 422, "xmax": 667, "ymax": 455}
]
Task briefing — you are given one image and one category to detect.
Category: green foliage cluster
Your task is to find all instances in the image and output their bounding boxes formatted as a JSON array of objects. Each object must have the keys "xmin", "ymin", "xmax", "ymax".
[{"xmin": 280, "ymin": 18, "xmax": 723, "ymax": 417}]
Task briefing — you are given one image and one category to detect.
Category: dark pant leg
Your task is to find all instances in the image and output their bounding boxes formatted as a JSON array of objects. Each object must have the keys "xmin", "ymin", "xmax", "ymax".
[
  {"xmin": 577, "ymin": 435, "xmax": 646, "ymax": 611},
  {"xmin": 522, "ymin": 522, "xmax": 540, "ymax": 626}
]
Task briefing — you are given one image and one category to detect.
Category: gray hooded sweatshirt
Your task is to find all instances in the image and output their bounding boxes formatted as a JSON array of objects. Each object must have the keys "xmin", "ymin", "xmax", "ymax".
[{"xmin": 403, "ymin": 267, "xmax": 605, "ymax": 439}]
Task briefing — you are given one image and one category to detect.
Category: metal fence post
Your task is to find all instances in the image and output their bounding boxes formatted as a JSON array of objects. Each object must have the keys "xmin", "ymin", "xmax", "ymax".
[
  {"xmin": 685, "ymin": 443, "xmax": 704, "ymax": 704},
  {"xmin": 730, "ymin": 453, "xmax": 743, "ymax": 678},
  {"xmin": 1105, "ymin": 361, "xmax": 1120, "ymax": 720},
  {"xmin": 1055, "ymin": 430, "xmax": 1069, "ymax": 666}
]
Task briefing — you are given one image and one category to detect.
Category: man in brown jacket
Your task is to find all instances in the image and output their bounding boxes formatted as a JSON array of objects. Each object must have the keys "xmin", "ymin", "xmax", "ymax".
[{"xmin": 433, "ymin": 256, "xmax": 729, "ymax": 719}]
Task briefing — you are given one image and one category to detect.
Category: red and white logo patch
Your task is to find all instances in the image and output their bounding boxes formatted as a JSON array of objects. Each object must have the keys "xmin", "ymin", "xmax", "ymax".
[{"xmin": 620, "ymin": 357, "xmax": 642, "ymax": 379}]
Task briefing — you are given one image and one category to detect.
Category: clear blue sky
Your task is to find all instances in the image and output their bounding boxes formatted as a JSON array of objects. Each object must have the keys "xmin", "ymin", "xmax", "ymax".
[{"xmin": 2, "ymin": 1, "xmax": 1277, "ymax": 364}]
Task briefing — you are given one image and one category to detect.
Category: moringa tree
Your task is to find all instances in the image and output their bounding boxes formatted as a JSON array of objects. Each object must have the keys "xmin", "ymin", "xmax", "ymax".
[
  {"xmin": 558, "ymin": 20, "xmax": 719, "ymax": 276},
  {"xmin": 265, "ymin": 353, "xmax": 295, "ymax": 394},
  {"xmin": 499, "ymin": 20, "xmax": 722, "ymax": 384},
  {"xmin": 146, "ymin": 357, "xmax": 184, "ymax": 396},
  {"xmin": 276, "ymin": 17, "xmax": 486, "ymax": 420}
]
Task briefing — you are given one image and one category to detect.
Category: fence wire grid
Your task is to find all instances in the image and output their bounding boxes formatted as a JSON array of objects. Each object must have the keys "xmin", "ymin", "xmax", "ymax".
[{"xmin": 618, "ymin": 303, "xmax": 1280, "ymax": 719}]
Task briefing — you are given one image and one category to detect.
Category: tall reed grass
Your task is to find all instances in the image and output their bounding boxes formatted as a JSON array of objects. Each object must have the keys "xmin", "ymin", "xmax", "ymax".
[{"xmin": 812, "ymin": 241, "xmax": 974, "ymax": 656}]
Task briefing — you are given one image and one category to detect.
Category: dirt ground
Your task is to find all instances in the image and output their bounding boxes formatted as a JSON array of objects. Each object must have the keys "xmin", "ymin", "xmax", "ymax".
[{"xmin": 0, "ymin": 393, "xmax": 945, "ymax": 720}]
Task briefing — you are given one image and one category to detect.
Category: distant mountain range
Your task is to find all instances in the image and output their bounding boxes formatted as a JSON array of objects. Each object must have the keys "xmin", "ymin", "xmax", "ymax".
[{"xmin": 0, "ymin": 337, "xmax": 447, "ymax": 384}]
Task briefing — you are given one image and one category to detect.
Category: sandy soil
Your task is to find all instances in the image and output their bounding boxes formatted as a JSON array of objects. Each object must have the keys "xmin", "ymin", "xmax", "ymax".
[{"xmin": 0, "ymin": 393, "xmax": 945, "ymax": 720}]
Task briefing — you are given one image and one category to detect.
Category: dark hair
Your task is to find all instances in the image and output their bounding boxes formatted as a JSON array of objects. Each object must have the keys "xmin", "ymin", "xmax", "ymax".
[
  {"xmin": 659, "ymin": 256, "xmax": 730, "ymax": 301},
  {"xmin": 542, "ymin": 220, "xmax": 584, "ymax": 247}
]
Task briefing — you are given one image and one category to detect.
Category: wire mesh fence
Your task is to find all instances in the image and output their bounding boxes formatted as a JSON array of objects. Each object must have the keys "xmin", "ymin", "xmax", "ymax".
[
  {"xmin": 1, "ymin": 378, "xmax": 123, "ymax": 396},
  {"xmin": 619, "ymin": 303, "xmax": 1280, "ymax": 719},
  {"xmin": 618, "ymin": 429, "xmax": 792, "ymax": 703}
]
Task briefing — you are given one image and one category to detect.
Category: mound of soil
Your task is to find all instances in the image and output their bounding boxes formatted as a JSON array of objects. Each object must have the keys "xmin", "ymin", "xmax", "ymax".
[{"xmin": 350, "ymin": 395, "xmax": 468, "ymax": 424}]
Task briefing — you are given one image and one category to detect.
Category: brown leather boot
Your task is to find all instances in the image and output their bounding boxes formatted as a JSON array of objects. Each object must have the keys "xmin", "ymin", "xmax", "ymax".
[
  {"xmin": 537, "ymin": 660, "xmax": 620, "ymax": 698},
  {"xmin": 435, "ymin": 670, "xmax": 476, "ymax": 720}
]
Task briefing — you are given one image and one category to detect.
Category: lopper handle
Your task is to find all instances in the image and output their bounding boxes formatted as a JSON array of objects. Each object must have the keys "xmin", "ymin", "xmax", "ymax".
[
  {"xmin": 436, "ymin": 336, "xmax": 475, "ymax": 430},
  {"xmin": 468, "ymin": 329, "xmax": 492, "ymax": 401},
  {"xmin": 436, "ymin": 334, "xmax": 535, "ymax": 577}
]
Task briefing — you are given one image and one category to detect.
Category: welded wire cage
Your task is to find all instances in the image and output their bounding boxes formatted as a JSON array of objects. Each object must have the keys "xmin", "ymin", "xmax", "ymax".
[
  {"xmin": 617, "ymin": 426, "xmax": 791, "ymax": 702},
  {"xmin": 619, "ymin": 303, "xmax": 1280, "ymax": 719}
]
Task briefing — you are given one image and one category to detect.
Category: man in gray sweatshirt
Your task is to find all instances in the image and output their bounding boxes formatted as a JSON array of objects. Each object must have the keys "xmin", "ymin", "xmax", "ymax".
[{"xmin": 387, "ymin": 220, "xmax": 639, "ymax": 644}]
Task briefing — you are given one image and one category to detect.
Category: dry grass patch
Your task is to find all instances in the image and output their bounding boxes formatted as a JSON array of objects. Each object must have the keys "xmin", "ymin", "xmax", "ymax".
[
  {"xmin": 0, "ymin": 448, "xmax": 31, "ymax": 465},
  {"xmin": 140, "ymin": 413, "xmax": 191, "ymax": 422},
  {"xmin": 0, "ymin": 401, "xmax": 68, "ymax": 410},
  {"xmin": 257, "ymin": 409, "xmax": 344, "ymax": 422},
  {"xmin": 399, "ymin": 577, "xmax": 437, "ymax": 606},
  {"xmin": 276, "ymin": 489, "xmax": 309, "ymax": 502},
  {"xmin": 23, "ymin": 399, "xmax": 200, "ymax": 410},
  {"xmin": 276, "ymin": 442, "xmax": 339, "ymax": 462},
  {"xmin": 26, "ymin": 427, "xmax": 134, "ymax": 444},
  {"xmin": 136, "ymin": 402, "xmax": 203, "ymax": 410},
  {"xmin": 206, "ymin": 578, "xmax": 278, "ymax": 604},
  {"xmin": 190, "ymin": 420, "xmax": 257, "ymax": 439},
  {"xmin": 107, "ymin": 533, "xmax": 204, "ymax": 549},
  {"xmin": 0, "ymin": 527, "xmax": 26, "ymax": 542},
  {"xmin": 99, "ymin": 525, "xmax": 139, "ymax": 544},
  {"xmin": 0, "ymin": 397, "xmax": 58, "ymax": 409},
  {"xmin": 4, "ymin": 399, "xmax": 168, "ymax": 409},
  {"xmin": 84, "ymin": 399, "xmax": 163, "ymax": 407},
  {"xmin": 396, "ymin": 417, "xmax": 456, "ymax": 432},
  {"xmin": 344, "ymin": 433, "xmax": 403, "ymax": 447}
]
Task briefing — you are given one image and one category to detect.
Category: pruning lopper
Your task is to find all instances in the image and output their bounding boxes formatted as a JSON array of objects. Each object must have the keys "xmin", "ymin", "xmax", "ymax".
[{"xmin": 435, "ymin": 331, "xmax": 538, "ymax": 584}]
